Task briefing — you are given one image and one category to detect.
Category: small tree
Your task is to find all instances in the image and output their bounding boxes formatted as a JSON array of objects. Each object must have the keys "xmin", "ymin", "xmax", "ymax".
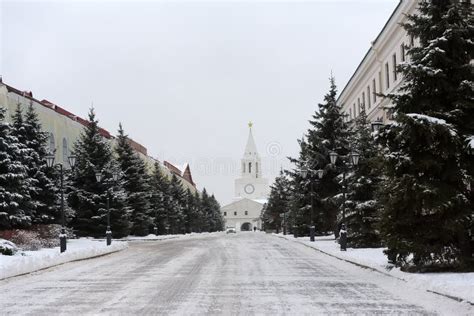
[
  {"xmin": 262, "ymin": 169, "xmax": 291, "ymax": 232},
  {"xmin": 115, "ymin": 123, "xmax": 152, "ymax": 236}
]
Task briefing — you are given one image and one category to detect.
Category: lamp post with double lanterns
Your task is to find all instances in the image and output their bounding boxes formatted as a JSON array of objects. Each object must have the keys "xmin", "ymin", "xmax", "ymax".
[
  {"xmin": 95, "ymin": 169, "xmax": 119, "ymax": 246},
  {"xmin": 328, "ymin": 150, "xmax": 360, "ymax": 251},
  {"xmin": 299, "ymin": 166, "xmax": 324, "ymax": 242},
  {"xmin": 45, "ymin": 153, "xmax": 77, "ymax": 253}
]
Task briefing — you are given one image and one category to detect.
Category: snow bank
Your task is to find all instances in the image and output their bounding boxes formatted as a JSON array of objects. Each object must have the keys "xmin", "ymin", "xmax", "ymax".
[
  {"xmin": 121, "ymin": 231, "xmax": 223, "ymax": 241},
  {"xmin": 0, "ymin": 238, "xmax": 128, "ymax": 280},
  {"xmin": 275, "ymin": 234, "xmax": 474, "ymax": 304}
]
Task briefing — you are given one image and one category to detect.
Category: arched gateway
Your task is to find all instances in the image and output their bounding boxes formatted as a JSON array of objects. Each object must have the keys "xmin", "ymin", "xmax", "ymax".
[{"xmin": 241, "ymin": 222, "xmax": 252, "ymax": 231}]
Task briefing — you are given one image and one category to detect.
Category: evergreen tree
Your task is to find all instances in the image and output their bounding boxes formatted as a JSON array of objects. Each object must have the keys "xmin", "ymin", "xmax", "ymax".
[
  {"xmin": 115, "ymin": 123, "xmax": 152, "ymax": 236},
  {"xmin": 0, "ymin": 107, "xmax": 31, "ymax": 228},
  {"xmin": 192, "ymin": 190, "xmax": 204, "ymax": 233},
  {"xmin": 10, "ymin": 103, "xmax": 36, "ymax": 220},
  {"xmin": 289, "ymin": 77, "xmax": 350, "ymax": 235},
  {"xmin": 262, "ymin": 169, "xmax": 291, "ymax": 232},
  {"xmin": 287, "ymin": 137, "xmax": 312, "ymax": 236},
  {"xmin": 169, "ymin": 174, "xmax": 186, "ymax": 234},
  {"xmin": 183, "ymin": 188, "xmax": 195, "ymax": 234},
  {"xmin": 11, "ymin": 102, "xmax": 59, "ymax": 224},
  {"xmin": 209, "ymin": 194, "xmax": 224, "ymax": 232},
  {"xmin": 345, "ymin": 110, "xmax": 382, "ymax": 248},
  {"xmin": 68, "ymin": 109, "xmax": 130, "ymax": 237},
  {"xmin": 200, "ymin": 188, "xmax": 211, "ymax": 232},
  {"xmin": 379, "ymin": 0, "xmax": 473, "ymax": 270},
  {"xmin": 149, "ymin": 162, "xmax": 171, "ymax": 235}
]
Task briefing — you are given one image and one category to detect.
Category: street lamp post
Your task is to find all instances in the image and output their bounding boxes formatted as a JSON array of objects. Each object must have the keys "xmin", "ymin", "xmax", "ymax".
[
  {"xmin": 45, "ymin": 153, "xmax": 77, "ymax": 253},
  {"xmin": 95, "ymin": 169, "xmax": 119, "ymax": 246},
  {"xmin": 300, "ymin": 167, "xmax": 324, "ymax": 242},
  {"xmin": 328, "ymin": 151, "xmax": 360, "ymax": 251}
]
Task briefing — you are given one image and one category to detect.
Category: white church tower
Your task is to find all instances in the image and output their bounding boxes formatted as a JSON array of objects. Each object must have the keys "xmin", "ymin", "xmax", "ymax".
[
  {"xmin": 221, "ymin": 122, "xmax": 269, "ymax": 231},
  {"xmin": 234, "ymin": 122, "xmax": 269, "ymax": 200}
]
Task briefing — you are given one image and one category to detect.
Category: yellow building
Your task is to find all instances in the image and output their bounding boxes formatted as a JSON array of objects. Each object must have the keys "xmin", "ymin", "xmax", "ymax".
[{"xmin": 0, "ymin": 78, "xmax": 198, "ymax": 194}]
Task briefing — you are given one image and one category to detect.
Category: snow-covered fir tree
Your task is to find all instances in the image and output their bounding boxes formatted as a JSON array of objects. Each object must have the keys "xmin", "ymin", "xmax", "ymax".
[
  {"xmin": 289, "ymin": 77, "xmax": 350, "ymax": 235},
  {"xmin": 68, "ymin": 109, "xmax": 130, "ymax": 238},
  {"xmin": 287, "ymin": 137, "xmax": 313, "ymax": 236},
  {"xmin": 149, "ymin": 161, "xmax": 171, "ymax": 234},
  {"xmin": 0, "ymin": 107, "xmax": 31, "ymax": 229},
  {"xmin": 208, "ymin": 194, "xmax": 224, "ymax": 232},
  {"xmin": 191, "ymin": 190, "xmax": 205, "ymax": 233},
  {"xmin": 183, "ymin": 188, "xmax": 196, "ymax": 234},
  {"xmin": 10, "ymin": 103, "xmax": 36, "ymax": 220},
  {"xmin": 378, "ymin": 0, "xmax": 473, "ymax": 270},
  {"xmin": 115, "ymin": 123, "xmax": 152, "ymax": 236},
  {"xmin": 11, "ymin": 102, "xmax": 59, "ymax": 225},
  {"xmin": 345, "ymin": 110, "xmax": 382, "ymax": 248},
  {"xmin": 169, "ymin": 174, "xmax": 186, "ymax": 234},
  {"xmin": 262, "ymin": 169, "xmax": 291, "ymax": 232}
]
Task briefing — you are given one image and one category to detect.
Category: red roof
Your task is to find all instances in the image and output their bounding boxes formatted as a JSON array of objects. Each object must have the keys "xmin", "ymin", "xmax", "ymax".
[
  {"xmin": 3, "ymin": 81, "xmax": 152, "ymax": 165},
  {"xmin": 164, "ymin": 161, "xmax": 196, "ymax": 187}
]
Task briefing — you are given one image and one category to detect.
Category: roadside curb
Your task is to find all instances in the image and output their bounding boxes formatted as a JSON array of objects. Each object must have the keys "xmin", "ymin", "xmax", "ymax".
[
  {"xmin": 0, "ymin": 242, "xmax": 128, "ymax": 281},
  {"xmin": 273, "ymin": 234, "xmax": 473, "ymax": 306}
]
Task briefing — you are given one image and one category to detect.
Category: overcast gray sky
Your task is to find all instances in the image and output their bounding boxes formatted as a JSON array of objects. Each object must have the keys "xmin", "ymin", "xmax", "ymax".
[{"xmin": 1, "ymin": 0, "xmax": 398, "ymax": 205}]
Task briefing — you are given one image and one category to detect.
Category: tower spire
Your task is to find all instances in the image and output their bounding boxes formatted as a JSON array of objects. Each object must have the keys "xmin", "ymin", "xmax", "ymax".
[{"xmin": 244, "ymin": 122, "xmax": 258, "ymax": 158}]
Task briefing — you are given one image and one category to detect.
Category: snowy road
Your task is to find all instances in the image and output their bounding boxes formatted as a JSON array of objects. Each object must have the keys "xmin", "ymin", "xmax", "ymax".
[{"xmin": 0, "ymin": 233, "xmax": 472, "ymax": 315}]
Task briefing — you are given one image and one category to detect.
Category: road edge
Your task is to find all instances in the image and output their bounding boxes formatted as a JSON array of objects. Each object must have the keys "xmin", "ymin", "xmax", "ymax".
[
  {"xmin": 0, "ymin": 242, "xmax": 128, "ymax": 281},
  {"xmin": 272, "ymin": 234, "xmax": 473, "ymax": 306}
]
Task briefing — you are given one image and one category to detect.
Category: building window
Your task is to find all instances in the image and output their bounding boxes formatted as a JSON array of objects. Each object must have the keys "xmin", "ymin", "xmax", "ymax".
[
  {"xmin": 249, "ymin": 162, "xmax": 252, "ymax": 174},
  {"xmin": 48, "ymin": 133, "xmax": 55, "ymax": 154},
  {"xmin": 410, "ymin": 35, "xmax": 415, "ymax": 47},
  {"xmin": 367, "ymin": 86, "xmax": 371, "ymax": 109},
  {"xmin": 224, "ymin": 212, "xmax": 227, "ymax": 216},
  {"xmin": 372, "ymin": 79, "xmax": 377, "ymax": 104},
  {"xmin": 353, "ymin": 103, "xmax": 356, "ymax": 118},
  {"xmin": 256, "ymin": 162, "xmax": 258, "ymax": 178},
  {"xmin": 378, "ymin": 71, "xmax": 383, "ymax": 95},
  {"xmin": 349, "ymin": 108, "xmax": 352, "ymax": 119},
  {"xmin": 392, "ymin": 53, "xmax": 398, "ymax": 81},
  {"xmin": 234, "ymin": 211, "xmax": 237, "ymax": 216},
  {"xmin": 401, "ymin": 44, "xmax": 406, "ymax": 62},
  {"xmin": 245, "ymin": 211, "xmax": 248, "ymax": 215},
  {"xmin": 62, "ymin": 138, "xmax": 68, "ymax": 164},
  {"xmin": 385, "ymin": 63, "xmax": 390, "ymax": 90},
  {"xmin": 362, "ymin": 92, "xmax": 366, "ymax": 110},
  {"xmin": 357, "ymin": 98, "xmax": 361, "ymax": 114}
]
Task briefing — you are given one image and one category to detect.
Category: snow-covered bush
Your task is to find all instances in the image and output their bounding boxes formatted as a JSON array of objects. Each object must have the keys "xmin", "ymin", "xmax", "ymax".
[
  {"xmin": 0, "ymin": 238, "xmax": 18, "ymax": 255},
  {"xmin": 7, "ymin": 225, "xmax": 74, "ymax": 251}
]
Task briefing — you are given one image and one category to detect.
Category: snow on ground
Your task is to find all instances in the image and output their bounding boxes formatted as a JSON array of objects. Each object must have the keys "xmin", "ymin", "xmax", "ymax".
[
  {"xmin": 276, "ymin": 233, "xmax": 474, "ymax": 304},
  {"xmin": 0, "ymin": 232, "xmax": 472, "ymax": 315},
  {"xmin": 121, "ymin": 231, "xmax": 221, "ymax": 241},
  {"xmin": 0, "ymin": 232, "xmax": 222, "ymax": 281},
  {"xmin": 0, "ymin": 238, "xmax": 128, "ymax": 280}
]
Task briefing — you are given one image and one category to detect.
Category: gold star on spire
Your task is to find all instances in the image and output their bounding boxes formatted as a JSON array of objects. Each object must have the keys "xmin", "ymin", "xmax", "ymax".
[{"xmin": 248, "ymin": 121, "xmax": 253, "ymax": 129}]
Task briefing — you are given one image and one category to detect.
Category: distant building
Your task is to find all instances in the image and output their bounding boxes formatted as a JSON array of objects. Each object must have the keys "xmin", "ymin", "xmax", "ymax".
[
  {"xmin": 0, "ymin": 78, "xmax": 198, "ymax": 194},
  {"xmin": 221, "ymin": 123, "xmax": 269, "ymax": 231}
]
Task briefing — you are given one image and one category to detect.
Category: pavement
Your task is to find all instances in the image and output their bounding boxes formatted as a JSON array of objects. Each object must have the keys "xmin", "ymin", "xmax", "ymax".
[{"xmin": 0, "ymin": 232, "xmax": 472, "ymax": 315}]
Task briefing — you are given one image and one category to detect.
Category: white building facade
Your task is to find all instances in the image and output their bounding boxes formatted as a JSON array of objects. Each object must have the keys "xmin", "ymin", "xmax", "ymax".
[
  {"xmin": 337, "ymin": 0, "xmax": 418, "ymax": 124},
  {"xmin": 221, "ymin": 123, "xmax": 269, "ymax": 231}
]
